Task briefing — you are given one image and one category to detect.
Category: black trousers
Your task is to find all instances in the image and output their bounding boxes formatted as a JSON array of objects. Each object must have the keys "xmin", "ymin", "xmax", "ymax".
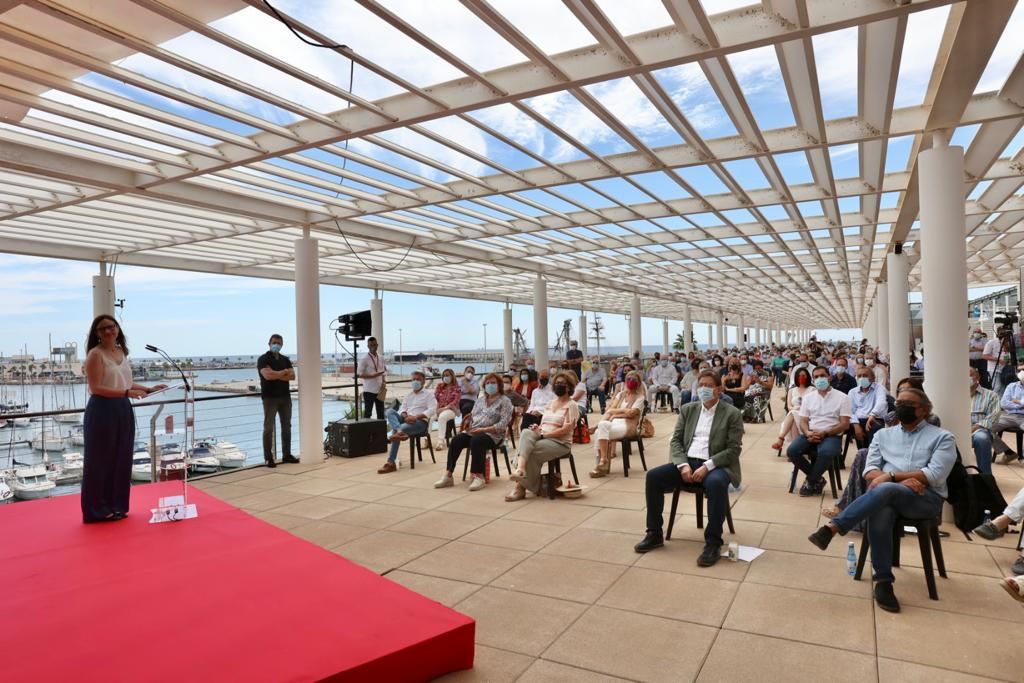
[
  {"xmin": 446, "ymin": 432, "xmax": 495, "ymax": 475},
  {"xmin": 262, "ymin": 395, "xmax": 292, "ymax": 461},
  {"xmin": 81, "ymin": 395, "xmax": 135, "ymax": 522},
  {"xmin": 459, "ymin": 398, "xmax": 476, "ymax": 416},
  {"xmin": 644, "ymin": 459, "xmax": 731, "ymax": 547},
  {"xmin": 362, "ymin": 391, "xmax": 384, "ymax": 420}
]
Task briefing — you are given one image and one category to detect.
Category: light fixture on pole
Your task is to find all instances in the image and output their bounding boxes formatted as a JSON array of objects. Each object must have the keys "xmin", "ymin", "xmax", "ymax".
[{"xmin": 483, "ymin": 323, "xmax": 488, "ymax": 361}]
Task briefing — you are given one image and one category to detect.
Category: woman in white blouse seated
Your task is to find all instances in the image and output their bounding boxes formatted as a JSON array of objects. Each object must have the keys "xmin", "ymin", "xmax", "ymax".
[
  {"xmin": 505, "ymin": 371, "xmax": 580, "ymax": 501},
  {"xmin": 590, "ymin": 370, "xmax": 647, "ymax": 478},
  {"xmin": 770, "ymin": 366, "xmax": 814, "ymax": 451}
]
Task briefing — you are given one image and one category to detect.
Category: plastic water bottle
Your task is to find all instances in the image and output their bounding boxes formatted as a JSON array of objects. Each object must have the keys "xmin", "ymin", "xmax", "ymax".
[
  {"xmin": 846, "ymin": 541, "xmax": 856, "ymax": 577},
  {"xmin": 983, "ymin": 509, "xmax": 992, "ymax": 525}
]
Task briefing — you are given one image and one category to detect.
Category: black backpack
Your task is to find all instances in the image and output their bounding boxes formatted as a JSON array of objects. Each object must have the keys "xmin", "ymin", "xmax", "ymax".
[{"xmin": 947, "ymin": 448, "xmax": 1009, "ymax": 538}]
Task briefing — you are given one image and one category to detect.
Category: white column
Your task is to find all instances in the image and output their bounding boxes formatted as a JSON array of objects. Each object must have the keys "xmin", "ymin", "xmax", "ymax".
[
  {"xmin": 630, "ymin": 294, "xmax": 642, "ymax": 357},
  {"xmin": 716, "ymin": 311, "xmax": 724, "ymax": 351},
  {"xmin": 887, "ymin": 251, "xmax": 911, "ymax": 384},
  {"xmin": 533, "ymin": 275, "xmax": 549, "ymax": 369},
  {"xmin": 738, "ymin": 314, "xmax": 746, "ymax": 349},
  {"xmin": 662, "ymin": 319, "xmax": 669, "ymax": 356},
  {"xmin": 875, "ymin": 283, "xmax": 890, "ymax": 356},
  {"xmin": 370, "ymin": 294, "xmax": 384, "ymax": 350},
  {"xmin": 754, "ymin": 320, "xmax": 760, "ymax": 346},
  {"xmin": 683, "ymin": 305, "xmax": 693, "ymax": 353},
  {"xmin": 864, "ymin": 306, "xmax": 875, "ymax": 347},
  {"xmin": 503, "ymin": 305, "xmax": 514, "ymax": 370},
  {"xmin": 294, "ymin": 233, "xmax": 323, "ymax": 465},
  {"xmin": 578, "ymin": 311, "xmax": 588, "ymax": 356},
  {"xmin": 92, "ymin": 261, "xmax": 115, "ymax": 319},
  {"xmin": 706, "ymin": 323, "xmax": 712, "ymax": 348},
  {"xmin": 919, "ymin": 139, "xmax": 971, "ymax": 458}
]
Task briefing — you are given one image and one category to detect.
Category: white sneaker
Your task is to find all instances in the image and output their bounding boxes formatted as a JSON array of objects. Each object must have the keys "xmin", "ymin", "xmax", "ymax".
[
  {"xmin": 433, "ymin": 474, "xmax": 454, "ymax": 489},
  {"xmin": 468, "ymin": 476, "xmax": 486, "ymax": 492}
]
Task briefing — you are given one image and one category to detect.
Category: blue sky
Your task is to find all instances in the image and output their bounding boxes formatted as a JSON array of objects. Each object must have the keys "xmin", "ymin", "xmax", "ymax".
[{"xmin": 3, "ymin": 2, "xmax": 1023, "ymax": 359}]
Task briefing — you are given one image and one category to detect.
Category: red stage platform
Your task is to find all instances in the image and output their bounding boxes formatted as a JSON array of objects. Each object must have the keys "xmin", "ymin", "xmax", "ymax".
[{"xmin": 1, "ymin": 482, "xmax": 474, "ymax": 682}]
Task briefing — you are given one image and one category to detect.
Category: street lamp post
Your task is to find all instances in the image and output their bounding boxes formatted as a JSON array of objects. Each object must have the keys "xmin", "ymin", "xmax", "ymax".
[
  {"xmin": 398, "ymin": 328, "xmax": 403, "ymax": 368},
  {"xmin": 483, "ymin": 323, "xmax": 488, "ymax": 363}
]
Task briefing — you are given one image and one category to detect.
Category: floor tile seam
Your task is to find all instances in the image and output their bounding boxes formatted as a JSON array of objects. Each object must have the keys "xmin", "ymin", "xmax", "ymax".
[
  {"xmin": 515, "ymin": 656, "xmax": 645, "ymax": 683},
  {"xmin": 885, "ymin": 590, "xmax": 1024, "ymax": 625},
  {"xmin": 873, "ymin": 656, "xmax": 1017, "ymax": 683},
  {"xmin": 591, "ymin": 590, "xmax": 735, "ymax": 630},
  {"xmin": 487, "ymin": 563, "xmax": 630, "ymax": 606},
  {"xmin": 737, "ymin": 576, "xmax": 873, "ymax": 601},
  {"xmin": 620, "ymin": 561, "xmax": 744, "ymax": 589},
  {"xmin": 717, "ymin": 624, "xmax": 878, "ymax": 657}
]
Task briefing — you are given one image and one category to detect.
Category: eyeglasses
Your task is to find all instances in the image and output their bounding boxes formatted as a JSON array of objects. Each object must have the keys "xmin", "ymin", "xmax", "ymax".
[{"xmin": 97, "ymin": 325, "xmax": 117, "ymax": 332}]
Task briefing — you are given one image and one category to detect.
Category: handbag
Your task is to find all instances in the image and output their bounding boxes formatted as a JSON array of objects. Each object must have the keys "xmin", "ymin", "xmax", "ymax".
[
  {"xmin": 572, "ymin": 416, "xmax": 591, "ymax": 444},
  {"xmin": 376, "ymin": 383, "xmax": 388, "ymax": 402},
  {"xmin": 947, "ymin": 449, "xmax": 1009, "ymax": 537},
  {"xmin": 640, "ymin": 417, "xmax": 655, "ymax": 438}
]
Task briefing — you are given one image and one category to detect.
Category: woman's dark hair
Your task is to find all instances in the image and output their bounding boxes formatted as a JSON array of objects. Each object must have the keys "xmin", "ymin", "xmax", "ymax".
[
  {"xmin": 87, "ymin": 315, "xmax": 128, "ymax": 355},
  {"xmin": 441, "ymin": 368, "xmax": 455, "ymax": 382},
  {"xmin": 793, "ymin": 366, "xmax": 812, "ymax": 387},
  {"xmin": 896, "ymin": 376, "xmax": 924, "ymax": 392}
]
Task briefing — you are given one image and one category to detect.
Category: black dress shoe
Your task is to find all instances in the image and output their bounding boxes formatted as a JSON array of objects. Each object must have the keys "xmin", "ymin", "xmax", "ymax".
[
  {"xmin": 808, "ymin": 525, "xmax": 834, "ymax": 551},
  {"xmin": 697, "ymin": 543, "xmax": 721, "ymax": 567},
  {"xmin": 634, "ymin": 531, "xmax": 664, "ymax": 553},
  {"xmin": 265, "ymin": 459, "xmax": 277, "ymax": 468},
  {"xmin": 874, "ymin": 582, "xmax": 901, "ymax": 613},
  {"xmin": 282, "ymin": 455, "xmax": 300, "ymax": 464}
]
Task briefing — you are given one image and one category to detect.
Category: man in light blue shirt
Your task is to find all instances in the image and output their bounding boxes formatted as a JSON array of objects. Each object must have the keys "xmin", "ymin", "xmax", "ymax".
[
  {"xmin": 992, "ymin": 361, "xmax": 1024, "ymax": 462},
  {"xmin": 848, "ymin": 366, "xmax": 887, "ymax": 448},
  {"xmin": 807, "ymin": 387, "xmax": 956, "ymax": 613}
]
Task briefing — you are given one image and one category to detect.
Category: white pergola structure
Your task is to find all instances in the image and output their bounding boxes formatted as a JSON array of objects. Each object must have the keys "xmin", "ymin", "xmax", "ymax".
[{"xmin": 1, "ymin": 0, "xmax": 1022, "ymax": 459}]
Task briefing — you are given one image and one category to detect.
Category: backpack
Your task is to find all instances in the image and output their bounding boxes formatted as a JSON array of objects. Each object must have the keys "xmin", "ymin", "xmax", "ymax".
[{"xmin": 947, "ymin": 448, "xmax": 1009, "ymax": 538}]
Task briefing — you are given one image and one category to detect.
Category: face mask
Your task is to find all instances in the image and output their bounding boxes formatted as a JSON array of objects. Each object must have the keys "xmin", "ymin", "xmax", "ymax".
[
  {"xmin": 973, "ymin": 333, "xmax": 982, "ymax": 340},
  {"xmin": 520, "ymin": 373, "xmax": 529, "ymax": 381},
  {"xmin": 813, "ymin": 377, "xmax": 830, "ymax": 391},
  {"xmin": 1018, "ymin": 371, "xmax": 1024, "ymax": 383},
  {"xmin": 465, "ymin": 372, "xmax": 474, "ymax": 379},
  {"xmin": 527, "ymin": 364, "xmax": 535, "ymax": 371},
  {"xmin": 625, "ymin": 378, "xmax": 640, "ymax": 391},
  {"xmin": 697, "ymin": 386, "xmax": 715, "ymax": 402},
  {"xmin": 269, "ymin": 343, "xmax": 282, "ymax": 353},
  {"xmin": 411, "ymin": 380, "xmax": 423, "ymax": 391},
  {"xmin": 797, "ymin": 375, "xmax": 808, "ymax": 386},
  {"xmin": 552, "ymin": 384, "xmax": 568, "ymax": 397},
  {"xmin": 894, "ymin": 402, "xmax": 918, "ymax": 424},
  {"xmin": 713, "ymin": 360, "xmax": 721, "ymax": 366},
  {"xmin": 368, "ymin": 344, "xmax": 377, "ymax": 352},
  {"xmin": 835, "ymin": 366, "xmax": 846, "ymax": 375},
  {"xmin": 866, "ymin": 359, "xmax": 875, "ymax": 367},
  {"xmin": 484, "ymin": 383, "xmax": 498, "ymax": 396},
  {"xmin": 660, "ymin": 360, "xmax": 668, "ymax": 367},
  {"xmin": 539, "ymin": 377, "xmax": 549, "ymax": 387},
  {"xmin": 443, "ymin": 375, "xmax": 453, "ymax": 384},
  {"xmin": 857, "ymin": 377, "xmax": 871, "ymax": 389}
]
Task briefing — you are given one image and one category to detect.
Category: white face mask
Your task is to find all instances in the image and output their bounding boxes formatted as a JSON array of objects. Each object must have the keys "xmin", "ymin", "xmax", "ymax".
[
  {"xmin": 465, "ymin": 372, "xmax": 474, "ymax": 380},
  {"xmin": 1018, "ymin": 371, "xmax": 1024, "ymax": 384},
  {"xmin": 865, "ymin": 359, "xmax": 875, "ymax": 367}
]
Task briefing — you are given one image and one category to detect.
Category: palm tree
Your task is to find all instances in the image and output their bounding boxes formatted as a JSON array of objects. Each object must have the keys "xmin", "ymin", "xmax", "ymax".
[{"xmin": 672, "ymin": 332, "xmax": 698, "ymax": 351}]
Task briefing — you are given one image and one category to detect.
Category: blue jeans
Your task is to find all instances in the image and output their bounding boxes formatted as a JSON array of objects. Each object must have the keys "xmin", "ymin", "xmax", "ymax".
[
  {"xmin": 972, "ymin": 428, "xmax": 993, "ymax": 476},
  {"xmin": 832, "ymin": 482, "xmax": 944, "ymax": 583},
  {"xmin": 386, "ymin": 408, "xmax": 428, "ymax": 462},
  {"xmin": 787, "ymin": 434, "xmax": 841, "ymax": 483},
  {"xmin": 644, "ymin": 459, "xmax": 732, "ymax": 546}
]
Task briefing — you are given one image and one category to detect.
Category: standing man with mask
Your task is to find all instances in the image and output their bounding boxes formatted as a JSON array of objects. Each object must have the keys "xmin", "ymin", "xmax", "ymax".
[
  {"xmin": 258, "ymin": 334, "xmax": 297, "ymax": 468},
  {"xmin": 357, "ymin": 336, "xmax": 387, "ymax": 419},
  {"xmin": 566, "ymin": 340, "xmax": 583, "ymax": 380},
  {"xmin": 969, "ymin": 328, "xmax": 990, "ymax": 388}
]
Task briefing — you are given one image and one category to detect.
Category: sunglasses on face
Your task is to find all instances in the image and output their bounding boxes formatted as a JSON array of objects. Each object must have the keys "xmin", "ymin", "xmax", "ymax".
[{"xmin": 97, "ymin": 325, "xmax": 118, "ymax": 332}]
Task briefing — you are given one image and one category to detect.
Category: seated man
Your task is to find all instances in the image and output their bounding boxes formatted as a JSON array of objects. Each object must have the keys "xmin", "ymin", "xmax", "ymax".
[
  {"xmin": 787, "ymin": 366, "xmax": 852, "ymax": 496},
  {"xmin": 521, "ymin": 368, "xmax": 553, "ymax": 430},
  {"xmin": 634, "ymin": 370, "xmax": 743, "ymax": 567},
  {"xmin": 969, "ymin": 365, "xmax": 1000, "ymax": 475},
  {"xmin": 647, "ymin": 358, "xmax": 680, "ymax": 409},
  {"xmin": 808, "ymin": 388, "xmax": 956, "ymax": 612},
  {"xmin": 992, "ymin": 361, "xmax": 1024, "ymax": 462},
  {"xmin": 583, "ymin": 360, "xmax": 607, "ymax": 414},
  {"xmin": 377, "ymin": 371, "xmax": 437, "ymax": 474},
  {"xmin": 830, "ymin": 357, "xmax": 856, "ymax": 394},
  {"xmin": 848, "ymin": 366, "xmax": 886, "ymax": 449},
  {"xmin": 974, "ymin": 482, "xmax": 1024, "ymax": 576}
]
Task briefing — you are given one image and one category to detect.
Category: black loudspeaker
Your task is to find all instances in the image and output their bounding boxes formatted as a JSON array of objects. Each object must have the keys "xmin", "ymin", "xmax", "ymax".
[
  {"xmin": 338, "ymin": 310, "xmax": 372, "ymax": 340},
  {"xmin": 325, "ymin": 419, "xmax": 388, "ymax": 457}
]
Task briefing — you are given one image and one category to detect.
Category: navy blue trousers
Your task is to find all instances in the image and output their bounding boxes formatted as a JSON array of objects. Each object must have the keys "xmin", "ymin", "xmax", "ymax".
[{"xmin": 81, "ymin": 395, "xmax": 135, "ymax": 522}]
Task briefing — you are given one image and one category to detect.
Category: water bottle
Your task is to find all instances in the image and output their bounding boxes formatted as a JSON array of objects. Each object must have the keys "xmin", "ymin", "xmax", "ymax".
[
  {"xmin": 983, "ymin": 509, "xmax": 992, "ymax": 525},
  {"xmin": 846, "ymin": 541, "xmax": 856, "ymax": 577}
]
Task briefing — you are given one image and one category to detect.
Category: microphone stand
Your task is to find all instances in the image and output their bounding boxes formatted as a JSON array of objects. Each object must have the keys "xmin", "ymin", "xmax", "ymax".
[{"xmin": 145, "ymin": 344, "xmax": 196, "ymax": 521}]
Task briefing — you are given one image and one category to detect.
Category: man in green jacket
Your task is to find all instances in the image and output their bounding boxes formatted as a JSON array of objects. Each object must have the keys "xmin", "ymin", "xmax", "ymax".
[{"xmin": 634, "ymin": 370, "xmax": 744, "ymax": 567}]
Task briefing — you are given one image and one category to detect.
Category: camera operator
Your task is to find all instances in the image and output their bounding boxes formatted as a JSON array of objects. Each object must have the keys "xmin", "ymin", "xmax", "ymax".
[{"xmin": 985, "ymin": 323, "xmax": 1016, "ymax": 396}]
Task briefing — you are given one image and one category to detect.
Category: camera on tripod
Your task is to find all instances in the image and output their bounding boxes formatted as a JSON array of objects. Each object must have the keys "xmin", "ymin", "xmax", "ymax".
[{"xmin": 995, "ymin": 310, "xmax": 1018, "ymax": 338}]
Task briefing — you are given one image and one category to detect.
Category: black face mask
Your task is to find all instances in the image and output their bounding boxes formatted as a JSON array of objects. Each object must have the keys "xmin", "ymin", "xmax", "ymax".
[
  {"xmin": 552, "ymin": 384, "xmax": 567, "ymax": 397},
  {"xmin": 894, "ymin": 403, "xmax": 918, "ymax": 424},
  {"xmin": 539, "ymin": 377, "xmax": 549, "ymax": 387}
]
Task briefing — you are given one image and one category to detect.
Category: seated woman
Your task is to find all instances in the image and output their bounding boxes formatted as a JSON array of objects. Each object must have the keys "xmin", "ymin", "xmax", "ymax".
[
  {"xmin": 505, "ymin": 371, "xmax": 579, "ymax": 502},
  {"xmin": 743, "ymin": 359, "xmax": 775, "ymax": 423},
  {"xmin": 590, "ymin": 370, "xmax": 646, "ymax": 478},
  {"xmin": 769, "ymin": 366, "xmax": 813, "ymax": 451},
  {"xmin": 722, "ymin": 361, "xmax": 750, "ymax": 411},
  {"xmin": 458, "ymin": 366, "xmax": 479, "ymax": 416},
  {"xmin": 432, "ymin": 368, "xmax": 462, "ymax": 451},
  {"xmin": 513, "ymin": 367, "xmax": 537, "ymax": 399},
  {"xmin": 435, "ymin": 373, "xmax": 512, "ymax": 491}
]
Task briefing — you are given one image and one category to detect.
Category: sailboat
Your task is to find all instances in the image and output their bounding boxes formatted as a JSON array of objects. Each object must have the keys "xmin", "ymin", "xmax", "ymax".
[{"xmin": 30, "ymin": 374, "xmax": 66, "ymax": 452}]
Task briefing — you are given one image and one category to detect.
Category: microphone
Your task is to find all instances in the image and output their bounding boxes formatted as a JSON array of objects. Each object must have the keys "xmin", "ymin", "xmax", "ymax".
[
  {"xmin": 147, "ymin": 343, "xmax": 190, "ymax": 392},
  {"xmin": 145, "ymin": 344, "xmax": 159, "ymax": 353}
]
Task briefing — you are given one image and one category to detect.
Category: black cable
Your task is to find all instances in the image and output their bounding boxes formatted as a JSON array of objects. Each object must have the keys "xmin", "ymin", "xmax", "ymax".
[{"xmin": 262, "ymin": 0, "xmax": 349, "ymax": 49}]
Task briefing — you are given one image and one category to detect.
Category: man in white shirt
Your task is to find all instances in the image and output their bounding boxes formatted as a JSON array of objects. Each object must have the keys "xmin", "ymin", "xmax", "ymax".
[
  {"xmin": 848, "ymin": 366, "xmax": 887, "ymax": 449},
  {"xmin": 634, "ymin": 370, "xmax": 744, "ymax": 568},
  {"xmin": 583, "ymin": 361, "xmax": 607, "ymax": 413},
  {"xmin": 647, "ymin": 358, "xmax": 680, "ymax": 410},
  {"xmin": 969, "ymin": 328, "xmax": 990, "ymax": 388},
  {"xmin": 521, "ymin": 369, "xmax": 554, "ymax": 430},
  {"xmin": 787, "ymin": 366, "xmax": 852, "ymax": 496},
  {"xmin": 378, "ymin": 371, "xmax": 437, "ymax": 474},
  {"xmin": 357, "ymin": 336, "xmax": 387, "ymax": 419}
]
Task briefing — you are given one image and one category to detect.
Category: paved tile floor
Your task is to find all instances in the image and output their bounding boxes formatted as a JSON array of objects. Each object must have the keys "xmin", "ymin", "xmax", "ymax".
[{"xmin": 194, "ymin": 393, "xmax": 1024, "ymax": 682}]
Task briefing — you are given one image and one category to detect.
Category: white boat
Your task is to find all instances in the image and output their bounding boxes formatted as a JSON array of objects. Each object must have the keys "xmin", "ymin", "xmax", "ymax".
[
  {"xmin": 131, "ymin": 449, "xmax": 155, "ymax": 482},
  {"xmin": 158, "ymin": 444, "xmax": 188, "ymax": 481},
  {"xmin": 53, "ymin": 407, "xmax": 82, "ymax": 424},
  {"xmin": 191, "ymin": 437, "xmax": 247, "ymax": 469},
  {"xmin": 30, "ymin": 430, "xmax": 66, "ymax": 452},
  {"xmin": 188, "ymin": 453, "xmax": 221, "ymax": 474},
  {"xmin": 11, "ymin": 465, "xmax": 56, "ymax": 500},
  {"xmin": 70, "ymin": 425, "xmax": 86, "ymax": 446},
  {"xmin": 47, "ymin": 451, "xmax": 83, "ymax": 485},
  {"xmin": 0, "ymin": 480, "xmax": 12, "ymax": 503}
]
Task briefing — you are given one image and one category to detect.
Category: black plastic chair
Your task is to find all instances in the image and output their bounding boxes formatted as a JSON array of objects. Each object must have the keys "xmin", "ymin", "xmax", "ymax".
[
  {"xmin": 855, "ymin": 516, "xmax": 947, "ymax": 600},
  {"xmin": 408, "ymin": 432, "xmax": 435, "ymax": 470},
  {"xmin": 461, "ymin": 439, "xmax": 509, "ymax": 481},
  {"xmin": 654, "ymin": 389, "xmax": 674, "ymax": 412},
  {"xmin": 787, "ymin": 443, "xmax": 842, "ymax": 499},
  {"xmin": 995, "ymin": 427, "xmax": 1024, "ymax": 461},
  {"xmin": 544, "ymin": 451, "xmax": 580, "ymax": 500},
  {"xmin": 619, "ymin": 401, "xmax": 650, "ymax": 478},
  {"xmin": 666, "ymin": 483, "xmax": 736, "ymax": 540}
]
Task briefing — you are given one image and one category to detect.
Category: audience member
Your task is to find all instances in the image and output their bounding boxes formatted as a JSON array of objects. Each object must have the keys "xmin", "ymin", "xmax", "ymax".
[
  {"xmin": 992, "ymin": 360, "xmax": 1024, "ymax": 462},
  {"xmin": 770, "ymin": 366, "xmax": 813, "ymax": 451},
  {"xmin": 848, "ymin": 366, "xmax": 887, "ymax": 449},
  {"xmin": 830, "ymin": 357, "xmax": 856, "ymax": 394},
  {"xmin": 435, "ymin": 373, "xmax": 513, "ymax": 491},
  {"xmin": 969, "ymin": 365, "xmax": 1001, "ymax": 475},
  {"xmin": 377, "ymin": 371, "xmax": 437, "ymax": 474},
  {"xmin": 787, "ymin": 366, "xmax": 851, "ymax": 496},
  {"xmin": 432, "ymin": 368, "xmax": 462, "ymax": 451},
  {"xmin": 522, "ymin": 368, "xmax": 554, "ymax": 430},
  {"xmin": 647, "ymin": 357, "xmax": 680, "ymax": 409},
  {"xmin": 584, "ymin": 360, "xmax": 607, "ymax": 413},
  {"xmin": 458, "ymin": 366, "xmax": 479, "ymax": 415},
  {"xmin": 590, "ymin": 369, "xmax": 646, "ymax": 478}
]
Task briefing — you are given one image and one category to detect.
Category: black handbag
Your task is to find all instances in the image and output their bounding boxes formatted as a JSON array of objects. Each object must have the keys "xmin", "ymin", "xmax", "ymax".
[{"xmin": 947, "ymin": 449, "xmax": 1009, "ymax": 538}]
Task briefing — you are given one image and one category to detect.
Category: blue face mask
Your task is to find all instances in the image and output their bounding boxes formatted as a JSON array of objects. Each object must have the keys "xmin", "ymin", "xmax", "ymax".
[
  {"xmin": 484, "ymin": 383, "xmax": 498, "ymax": 396},
  {"xmin": 857, "ymin": 377, "xmax": 871, "ymax": 389},
  {"xmin": 411, "ymin": 380, "xmax": 423, "ymax": 391},
  {"xmin": 697, "ymin": 386, "xmax": 715, "ymax": 402},
  {"xmin": 269, "ymin": 343, "xmax": 282, "ymax": 353},
  {"xmin": 814, "ymin": 377, "xmax": 830, "ymax": 391}
]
